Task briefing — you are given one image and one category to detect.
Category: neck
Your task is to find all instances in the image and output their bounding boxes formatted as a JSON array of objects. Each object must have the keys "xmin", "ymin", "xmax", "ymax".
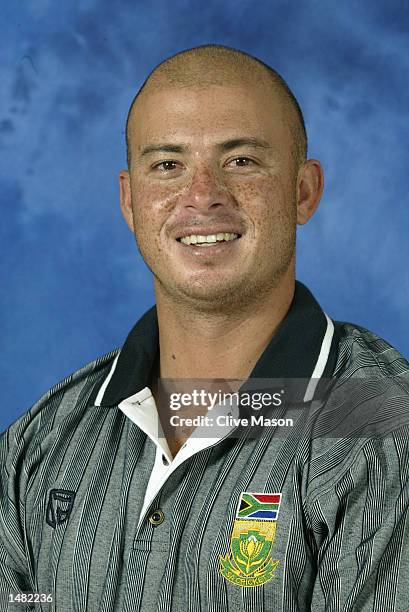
[{"xmin": 155, "ymin": 275, "xmax": 295, "ymax": 381}]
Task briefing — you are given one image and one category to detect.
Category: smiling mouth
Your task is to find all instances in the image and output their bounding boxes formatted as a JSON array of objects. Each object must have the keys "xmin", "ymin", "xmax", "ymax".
[{"xmin": 176, "ymin": 232, "xmax": 241, "ymax": 246}]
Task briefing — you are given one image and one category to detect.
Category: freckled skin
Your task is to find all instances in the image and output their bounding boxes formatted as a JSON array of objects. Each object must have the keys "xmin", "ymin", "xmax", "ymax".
[{"xmin": 121, "ymin": 82, "xmax": 306, "ymax": 313}]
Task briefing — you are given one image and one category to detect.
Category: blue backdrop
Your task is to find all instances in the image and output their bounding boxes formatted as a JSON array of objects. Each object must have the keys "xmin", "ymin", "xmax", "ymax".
[{"xmin": 1, "ymin": 1, "xmax": 408, "ymax": 432}]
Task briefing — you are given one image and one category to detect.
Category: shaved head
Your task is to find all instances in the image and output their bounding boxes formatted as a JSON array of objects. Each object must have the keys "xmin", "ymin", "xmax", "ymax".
[{"xmin": 125, "ymin": 44, "xmax": 307, "ymax": 168}]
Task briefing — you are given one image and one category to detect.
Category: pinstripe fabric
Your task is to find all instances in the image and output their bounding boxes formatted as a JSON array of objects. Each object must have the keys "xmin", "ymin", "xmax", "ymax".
[{"xmin": 1, "ymin": 285, "xmax": 409, "ymax": 611}]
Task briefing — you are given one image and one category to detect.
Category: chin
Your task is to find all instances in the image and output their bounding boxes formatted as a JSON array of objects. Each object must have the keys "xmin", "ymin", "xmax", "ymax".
[{"xmin": 174, "ymin": 278, "xmax": 262, "ymax": 313}]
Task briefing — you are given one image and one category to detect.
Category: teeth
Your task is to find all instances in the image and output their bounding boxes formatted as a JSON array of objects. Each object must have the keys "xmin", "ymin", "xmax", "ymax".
[{"xmin": 180, "ymin": 233, "xmax": 239, "ymax": 245}]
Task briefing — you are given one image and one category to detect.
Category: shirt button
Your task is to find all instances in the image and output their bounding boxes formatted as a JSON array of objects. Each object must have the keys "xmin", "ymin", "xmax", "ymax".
[{"xmin": 149, "ymin": 509, "xmax": 165, "ymax": 526}]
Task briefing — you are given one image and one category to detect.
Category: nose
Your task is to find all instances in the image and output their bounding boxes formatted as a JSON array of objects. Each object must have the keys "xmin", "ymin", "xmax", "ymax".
[{"xmin": 180, "ymin": 165, "xmax": 233, "ymax": 213}]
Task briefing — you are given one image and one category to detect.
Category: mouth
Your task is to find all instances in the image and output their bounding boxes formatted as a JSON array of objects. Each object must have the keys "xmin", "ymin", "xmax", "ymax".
[{"xmin": 176, "ymin": 232, "xmax": 242, "ymax": 247}]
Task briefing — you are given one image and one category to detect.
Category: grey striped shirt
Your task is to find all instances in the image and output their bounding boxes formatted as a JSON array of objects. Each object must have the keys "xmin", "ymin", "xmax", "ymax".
[{"xmin": 1, "ymin": 282, "xmax": 409, "ymax": 611}]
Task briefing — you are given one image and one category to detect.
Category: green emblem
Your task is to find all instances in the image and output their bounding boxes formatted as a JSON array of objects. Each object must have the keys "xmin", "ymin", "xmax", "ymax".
[
  {"xmin": 220, "ymin": 519, "xmax": 280, "ymax": 587},
  {"xmin": 220, "ymin": 492, "xmax": 282, "ymax": 587}
]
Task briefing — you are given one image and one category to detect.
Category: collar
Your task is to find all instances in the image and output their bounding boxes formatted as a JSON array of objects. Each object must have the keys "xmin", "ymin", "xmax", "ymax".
[{"xmin": 90, "ymin": 280, "xmax": 338, "ymax": 407}]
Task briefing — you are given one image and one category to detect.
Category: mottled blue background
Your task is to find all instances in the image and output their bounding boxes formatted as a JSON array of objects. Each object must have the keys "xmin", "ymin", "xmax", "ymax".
[{"xmin": 1, "ymin": 1, "xmax": 408, "ymax": 432}]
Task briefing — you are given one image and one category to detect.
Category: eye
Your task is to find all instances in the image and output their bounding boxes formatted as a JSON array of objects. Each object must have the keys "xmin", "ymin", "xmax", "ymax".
[
  {"xmin": 226, "ymin": 156, "xmax": 256, "ymax": 168},
  {"xmin": 152, "ymin": 160, "xmax": 181, "ymax": 172}
]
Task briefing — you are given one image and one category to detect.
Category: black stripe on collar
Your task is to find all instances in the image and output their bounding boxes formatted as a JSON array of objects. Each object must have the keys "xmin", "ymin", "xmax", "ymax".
[{"xmin": 94, "ymin": 281, "xmax": 338, "ymax": 407}]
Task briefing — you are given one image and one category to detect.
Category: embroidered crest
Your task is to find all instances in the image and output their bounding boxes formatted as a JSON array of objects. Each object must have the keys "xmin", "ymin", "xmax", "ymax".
[
  {"xmin": 220, "ymin": 492, "xmax": 282, "ymax": 587},
  {"xmin": 46, "ymin": 489, "xmax": 76, "ymax": 528}
]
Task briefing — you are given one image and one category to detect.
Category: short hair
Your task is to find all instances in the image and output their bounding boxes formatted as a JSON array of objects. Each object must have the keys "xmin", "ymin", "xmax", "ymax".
[{"xmin": 125, "ymin": 44, "xmax": 307, "ymax": 168}]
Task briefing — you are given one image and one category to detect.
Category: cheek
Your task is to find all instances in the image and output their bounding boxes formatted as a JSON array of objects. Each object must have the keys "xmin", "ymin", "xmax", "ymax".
[
  {"xmin": 130, "ymin": 183, "xmax": 181, "ymax": 259},
  {"xmin": 229, "ymin": 176, "xmax": 295, "ymax": 230},
  {"xmin": 133, "ymin": 178, "xmax": 180, "ymax": 212},
  {"xmin": 131, "ymin": 183, "xmax": 175, "ymax": 233}
]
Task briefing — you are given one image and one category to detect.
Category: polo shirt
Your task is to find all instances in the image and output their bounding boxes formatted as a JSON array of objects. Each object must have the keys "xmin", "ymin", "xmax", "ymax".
[{"xmin": 1, "ymin": 281, "xmax": 409, "ymax": 611}]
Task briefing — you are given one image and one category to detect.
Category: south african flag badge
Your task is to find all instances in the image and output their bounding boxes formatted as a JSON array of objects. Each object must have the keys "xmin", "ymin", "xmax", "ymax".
[{"xmin": 220, "ymin": 492, "xmax": 282, "ymax": 588}]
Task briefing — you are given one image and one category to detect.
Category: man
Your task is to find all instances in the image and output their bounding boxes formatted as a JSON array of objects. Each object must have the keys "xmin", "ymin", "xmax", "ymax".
[{"xmin": 1, "ymin": 44, "xmax": 408, "ymax": 611}]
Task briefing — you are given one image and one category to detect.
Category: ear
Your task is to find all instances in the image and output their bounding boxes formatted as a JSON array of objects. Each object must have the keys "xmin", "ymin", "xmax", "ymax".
[
  {"xmin": 119, "ymin": 170, "xmax": 134, "ymax": 232},
  {"xmin": 296, "ymin": 159, "xmax": 324, "ymax": 225}
]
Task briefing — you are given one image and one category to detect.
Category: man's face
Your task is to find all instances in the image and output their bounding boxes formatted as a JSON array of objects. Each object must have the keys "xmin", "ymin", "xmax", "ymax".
[{"xmin": 122, "ymin": 80, "xmax": 300, "ymax": 310}]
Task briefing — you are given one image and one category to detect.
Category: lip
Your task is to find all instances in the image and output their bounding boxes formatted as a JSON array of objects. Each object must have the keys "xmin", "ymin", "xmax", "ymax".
[
  {"xmin": 175, "ymin": 235, "xmax": 241, "ymax": 258},
  {"xmin": 171, "ymin": 226, "xmax": 244, "ymax": 241}
]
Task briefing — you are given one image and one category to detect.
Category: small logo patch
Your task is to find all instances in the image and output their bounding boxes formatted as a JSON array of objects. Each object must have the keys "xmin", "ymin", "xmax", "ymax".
[
  {"xmin": 46, "ymin": 489, "xmax": 76, "ymax": 529},
  {"xmin": 220, "ymin": 492, "xmax": 282, "ymax": 587}
]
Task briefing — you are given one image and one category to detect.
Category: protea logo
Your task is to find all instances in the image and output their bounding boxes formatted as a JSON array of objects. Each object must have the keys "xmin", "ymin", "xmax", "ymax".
[
  {"xmin": 46, "ymin": 489, "xmax": 76, "ymax": 529},
  {"xmin": 219, "ymin": 492, "xmax": 281, "ymax": 587}
]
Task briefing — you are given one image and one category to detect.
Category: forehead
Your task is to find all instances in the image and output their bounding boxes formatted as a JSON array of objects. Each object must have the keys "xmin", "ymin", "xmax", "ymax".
[{"xmin": 128, "ymin": 82, "xmax": 291, "ymax": 152}]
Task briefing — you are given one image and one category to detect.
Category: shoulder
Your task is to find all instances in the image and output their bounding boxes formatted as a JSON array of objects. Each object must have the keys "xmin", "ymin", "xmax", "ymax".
[
  {"xmin": 0, "ymin": 348, "xmax": 121, "ymax": 562},
  {"xmin": 303, "ymin": 322, "xmax": 409, "ymax": 499},
  {"xmin": 0, "ymin": 348, "xmax": 120, "ymax": 463},
  {"xmin": 333, "ymin": 320, "xmax": 409, "ymax": 379}
]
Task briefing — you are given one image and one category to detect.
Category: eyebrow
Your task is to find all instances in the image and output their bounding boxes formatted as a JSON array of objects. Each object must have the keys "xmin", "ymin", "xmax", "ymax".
[
  {"xmin": 218, "ymin": 137, "xmax": 273, "ymax": 152},
  {"xmin": 138, "ymin": 137, "xmax": 273, "ymax": 158}
]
